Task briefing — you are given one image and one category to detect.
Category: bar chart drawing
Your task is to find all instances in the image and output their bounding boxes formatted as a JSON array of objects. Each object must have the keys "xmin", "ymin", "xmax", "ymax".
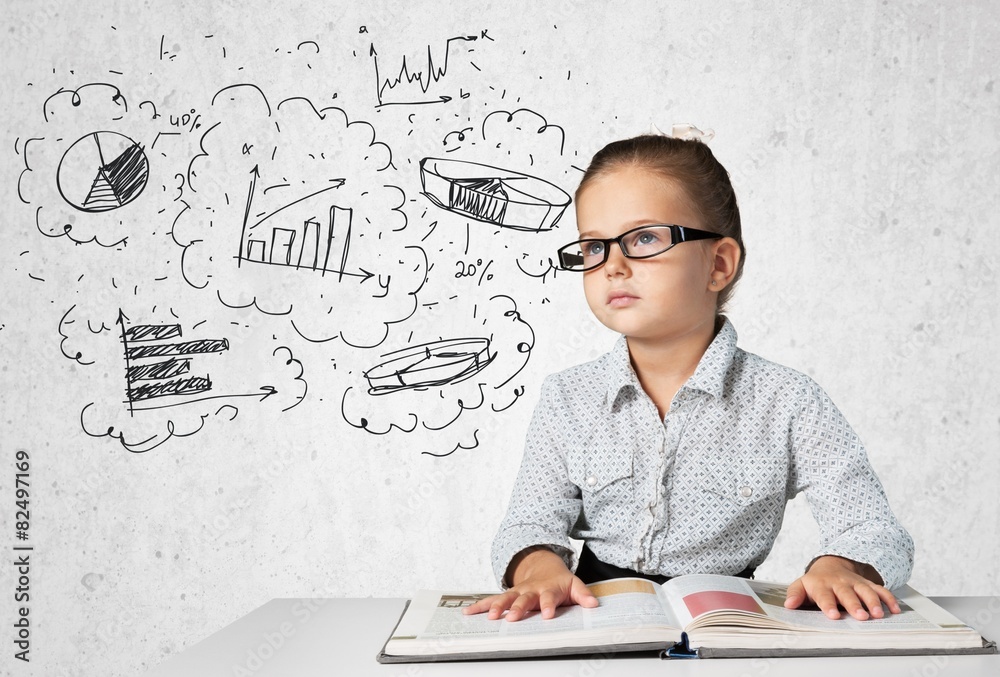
[
  {"xmin": 242, "ymin": 206, "xmax": 351, "ymax": 274},
  {"xmin": 236, "ymin": 169, "xmax": 369, "ymax": 281},
  {"xmin": 118, "ymin": 310, "xmax": 229, "ymax": 415}
]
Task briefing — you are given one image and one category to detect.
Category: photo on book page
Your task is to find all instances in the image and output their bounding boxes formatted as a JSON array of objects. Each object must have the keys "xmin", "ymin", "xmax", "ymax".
[{"xmin": 437, "ymin": 594, "xmax": 493, "ymax": 609}]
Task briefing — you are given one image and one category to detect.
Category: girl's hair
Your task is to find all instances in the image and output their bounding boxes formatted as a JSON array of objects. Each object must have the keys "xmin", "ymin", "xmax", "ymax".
[{"xmin": 576, "ymin": 134, "xmax": 745, "ymax": 313}]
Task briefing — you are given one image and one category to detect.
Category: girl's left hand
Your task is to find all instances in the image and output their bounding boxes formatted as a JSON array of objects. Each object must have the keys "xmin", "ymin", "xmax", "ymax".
[{"xmin": 784, "ymin": 555, "xmax": 901, "ymax": 620}]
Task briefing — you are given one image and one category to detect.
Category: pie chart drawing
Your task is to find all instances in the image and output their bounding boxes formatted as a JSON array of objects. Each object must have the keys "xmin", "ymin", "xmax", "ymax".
[
  {"xmin": 56, "ymin": 131, "xmax": 149, "ymax": 213},
  {"xmin": 419, "ymin": 157, "xmax": 571, "ymax": 232}
]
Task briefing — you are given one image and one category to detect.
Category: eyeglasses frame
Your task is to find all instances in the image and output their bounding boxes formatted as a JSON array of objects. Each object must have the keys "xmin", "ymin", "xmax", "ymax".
[{"xmin": 556, "ymin": 224, "xmax": 723, "ymax": 272}]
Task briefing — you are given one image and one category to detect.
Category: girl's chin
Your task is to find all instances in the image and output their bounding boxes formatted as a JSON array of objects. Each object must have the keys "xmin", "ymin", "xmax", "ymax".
[{"xmin": 596, "ymin": 319, "xmax": 655, "ymax": 337}]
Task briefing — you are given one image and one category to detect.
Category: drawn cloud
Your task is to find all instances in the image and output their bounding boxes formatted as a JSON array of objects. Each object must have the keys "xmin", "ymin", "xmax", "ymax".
[
  {"xmin": 171, "ymin": 84, "xmax": 428, "ymax": 347},
  {"xmin": 58, "ymin": 302, "xmax": 306, "ymax": 453},
  {"xmin": 431, "ymin": 107, "xmax": 579, "ymax": 282},
  {"xmin": 17, "ymin": 83, "xmax": 180, "ymax": 248},
  {"xmin": 339, "ymin": 294, "xmax": 535, "ymax": 456}
]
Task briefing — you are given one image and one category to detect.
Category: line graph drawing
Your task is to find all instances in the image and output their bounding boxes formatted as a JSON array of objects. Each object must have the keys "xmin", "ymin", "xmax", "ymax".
[
  {"xmin": 420, "ymin": 157, "xmax": 571, "ymax": 232},
  {"xmin": 57, "ymin": 131, "xmax": 149, "ymax": 212},
  {"xmin": 364, "ymin": 337, "xmax": 495, "ymax": 395},
  {"xmin": 371, "ymin": 32, "xmax": 488, "ymax": 108}
]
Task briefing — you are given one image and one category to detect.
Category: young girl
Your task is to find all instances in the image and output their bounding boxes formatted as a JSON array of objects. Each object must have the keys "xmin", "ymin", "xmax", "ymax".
[{"xmin": 465, "ymin": 131, "xmax": 914, "ymax": 624}]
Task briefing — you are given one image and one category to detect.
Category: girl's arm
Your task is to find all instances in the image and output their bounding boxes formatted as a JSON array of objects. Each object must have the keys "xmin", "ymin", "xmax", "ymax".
[
  {"xmin": 488, "ymin": 375, "xmax": 584, "ymax": 588},
  {"xmin": 465, "ymin": 376, "xmax": 596, "ymax": 620},
  {"xmin": 786, "ymin": 378, "xmax": 915, "ymax": 620}
]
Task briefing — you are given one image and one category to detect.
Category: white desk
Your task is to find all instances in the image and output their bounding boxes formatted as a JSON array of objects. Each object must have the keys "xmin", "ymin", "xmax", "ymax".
[{"xmin": 146, "ymin": 596, "xmax": 999, "ymax": 676}]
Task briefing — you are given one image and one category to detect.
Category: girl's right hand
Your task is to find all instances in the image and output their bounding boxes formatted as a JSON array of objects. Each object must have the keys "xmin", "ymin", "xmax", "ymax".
[{"xmin": 462, "ymin": 547, "xmax": 600, "ymax": 621}]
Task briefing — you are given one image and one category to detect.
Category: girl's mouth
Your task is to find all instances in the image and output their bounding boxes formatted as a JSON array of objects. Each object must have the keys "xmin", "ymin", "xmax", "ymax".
[{"xmin": 607, "ymin": 292, "xmax": 638, "ymax": 308}]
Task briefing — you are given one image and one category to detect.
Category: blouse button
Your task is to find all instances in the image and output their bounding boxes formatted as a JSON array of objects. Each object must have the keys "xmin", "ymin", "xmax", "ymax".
[
  {"xmin": 586, "ymin": 475, "xmax": 598, "ymax": 487},
  {"xmin": 739, "ymin": 486, "xmax": 753, "ymax": 498}
]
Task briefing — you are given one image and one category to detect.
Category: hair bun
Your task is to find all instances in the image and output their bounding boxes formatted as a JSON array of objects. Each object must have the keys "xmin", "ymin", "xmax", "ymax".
[{"xmin": 649, "ymin": 122, "xmax": 715, "ymax": 143}]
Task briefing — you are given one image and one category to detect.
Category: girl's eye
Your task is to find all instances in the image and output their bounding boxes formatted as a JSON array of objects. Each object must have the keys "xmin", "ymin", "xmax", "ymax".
[
  {"xmin": 584, "ymin": 241, "xmax": 605, "ymax": 257},
  {"xmin": 633, "ymin": 231, "xmax": 661, "ymax": 247}
]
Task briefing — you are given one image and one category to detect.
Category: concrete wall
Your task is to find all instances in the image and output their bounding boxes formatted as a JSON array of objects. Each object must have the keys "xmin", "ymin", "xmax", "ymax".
[{"xmin": 1, "ymin": 1, "xmax": 997, "ymax": 674}]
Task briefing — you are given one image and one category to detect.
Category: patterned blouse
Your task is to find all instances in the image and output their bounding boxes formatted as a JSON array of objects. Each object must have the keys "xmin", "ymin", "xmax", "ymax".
[{"xmin": 491, "ymin": 318, "xmax": 914, "ymax": 590}]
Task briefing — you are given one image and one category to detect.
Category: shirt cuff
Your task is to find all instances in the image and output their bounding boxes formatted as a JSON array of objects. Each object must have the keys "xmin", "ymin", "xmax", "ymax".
[
  {"xmin": 492, "ymin": 527, "xmax": 576, "ymax": 590},
  {"xmin": 807, "ymin": 537, "xmax": 914, "ymax": 591}
]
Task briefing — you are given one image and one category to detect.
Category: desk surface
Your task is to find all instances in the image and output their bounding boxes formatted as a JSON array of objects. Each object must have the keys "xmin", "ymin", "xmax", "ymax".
[{"xmin": 146, "ymin": 596, "xmax": 1000, "ymax": 676}]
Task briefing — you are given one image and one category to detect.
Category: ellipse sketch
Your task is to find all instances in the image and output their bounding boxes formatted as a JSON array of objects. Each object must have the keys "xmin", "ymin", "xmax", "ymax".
[{"xmin": 364, "ymin": 337, "xmax": 496, "ymax": 395}]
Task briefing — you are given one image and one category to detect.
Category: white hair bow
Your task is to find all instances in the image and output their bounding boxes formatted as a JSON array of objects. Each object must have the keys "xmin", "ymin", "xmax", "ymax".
[{"xmin": 649, "ymin": 122, "xmax": 715, "ymax": 142}]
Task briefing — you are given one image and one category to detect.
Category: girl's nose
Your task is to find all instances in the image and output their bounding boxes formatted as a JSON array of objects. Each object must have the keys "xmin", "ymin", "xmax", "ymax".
[{"xmin": 603, "ymin": 243, "xmax": 631, "ymax": 277}]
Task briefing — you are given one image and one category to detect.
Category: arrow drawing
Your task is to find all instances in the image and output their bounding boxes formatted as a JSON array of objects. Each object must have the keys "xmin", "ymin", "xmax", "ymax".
[{"xmin": 128, "ymin": 385, "xmax": 278, "ymax": 412}]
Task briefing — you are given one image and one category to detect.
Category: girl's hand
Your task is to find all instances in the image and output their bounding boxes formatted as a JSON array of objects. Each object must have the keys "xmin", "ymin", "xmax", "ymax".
[
  {"xmin": 462, "ymin": 547, "xmax": 599, "ymax": 621},
  {"xmin": 784, "ymin": 555, "xmax": 901, "ymax": 620}
]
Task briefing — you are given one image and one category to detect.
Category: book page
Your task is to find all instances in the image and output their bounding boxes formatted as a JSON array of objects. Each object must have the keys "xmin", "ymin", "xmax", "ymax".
[
  {"xmin": 657, "ymin": 578, "xmax": 986, "ymax": 651},
  {"xmin": 746, "ymin": 580, "xmax": 955, "ymax": 632},
  {"xmin": 664, "ymin": 576, "xmax": 954, "ymax": 634},
  {"xmin": 491, "ymin": 579, "xmax": 679, "ymax": 637},
  {"xmin": 386, "ymin": 580, "xmax": 681, "ymax": 655}
]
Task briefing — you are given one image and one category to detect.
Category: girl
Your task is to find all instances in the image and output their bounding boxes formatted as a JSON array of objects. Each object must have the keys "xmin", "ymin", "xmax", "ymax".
[{"xmin": 465, "ymin": 131, "xmax": 914, "ymax": 624}]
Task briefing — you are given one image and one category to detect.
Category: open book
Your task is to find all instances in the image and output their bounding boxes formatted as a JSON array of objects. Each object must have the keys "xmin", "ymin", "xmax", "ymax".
[{"xmin": 377, "ymin": 575, "xmax": 996, "ymax": 662}]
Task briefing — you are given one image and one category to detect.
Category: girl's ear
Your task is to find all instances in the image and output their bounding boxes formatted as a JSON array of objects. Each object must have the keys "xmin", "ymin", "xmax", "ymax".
[{"xmin": 708, "ymin": 237, "xmax": 741, "ymax": 290}]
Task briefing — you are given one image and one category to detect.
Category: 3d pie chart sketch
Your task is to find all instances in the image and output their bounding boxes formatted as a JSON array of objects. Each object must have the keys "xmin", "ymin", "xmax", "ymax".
[
  {"xmin": 364, "ymin": 338, "xmax": 496, "ymax": 395},
  {"xmin": 56, "ymin": 131, "xmax": 149, "ymax": 212},
  {"xmin": 419, "ymin": 157, "xmax": 571, "ymax": 232}
]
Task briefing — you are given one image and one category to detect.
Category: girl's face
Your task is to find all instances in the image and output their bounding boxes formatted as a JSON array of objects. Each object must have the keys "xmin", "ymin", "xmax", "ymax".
[{"xmin": 574, "ymin": 166, "xmax": 718, "ymax": 343}]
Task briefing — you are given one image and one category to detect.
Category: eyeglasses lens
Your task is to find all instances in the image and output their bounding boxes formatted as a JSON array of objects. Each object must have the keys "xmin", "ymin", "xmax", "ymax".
[
  {"xmin": 622, "ymin": 226, "xmax": 671, "ymax": 257},
  {"xmin": 559, "ymin": 227, "xmax": 677, "ymax": 271}
]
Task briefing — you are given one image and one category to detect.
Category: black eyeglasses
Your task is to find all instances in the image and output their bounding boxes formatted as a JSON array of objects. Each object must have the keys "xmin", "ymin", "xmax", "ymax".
[{"xmin": 556, "ymin": 224, "xmax": 722, "ymax": 271}]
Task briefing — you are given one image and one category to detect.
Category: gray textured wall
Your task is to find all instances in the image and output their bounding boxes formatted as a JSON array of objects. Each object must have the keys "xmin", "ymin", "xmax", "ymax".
[{"xmin": 2, "ymin": 1, "xmax": 998, "ymax": 675}]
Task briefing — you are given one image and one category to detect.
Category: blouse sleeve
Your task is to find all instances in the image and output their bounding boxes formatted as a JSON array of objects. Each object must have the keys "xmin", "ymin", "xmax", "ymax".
[
  {"xmin": 490, "ymin": 375, "xmax": 582, "ymax": 589},
  {"xmin": 789, "ymin": 378, "xmax": 915, "ymax": 590}
]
